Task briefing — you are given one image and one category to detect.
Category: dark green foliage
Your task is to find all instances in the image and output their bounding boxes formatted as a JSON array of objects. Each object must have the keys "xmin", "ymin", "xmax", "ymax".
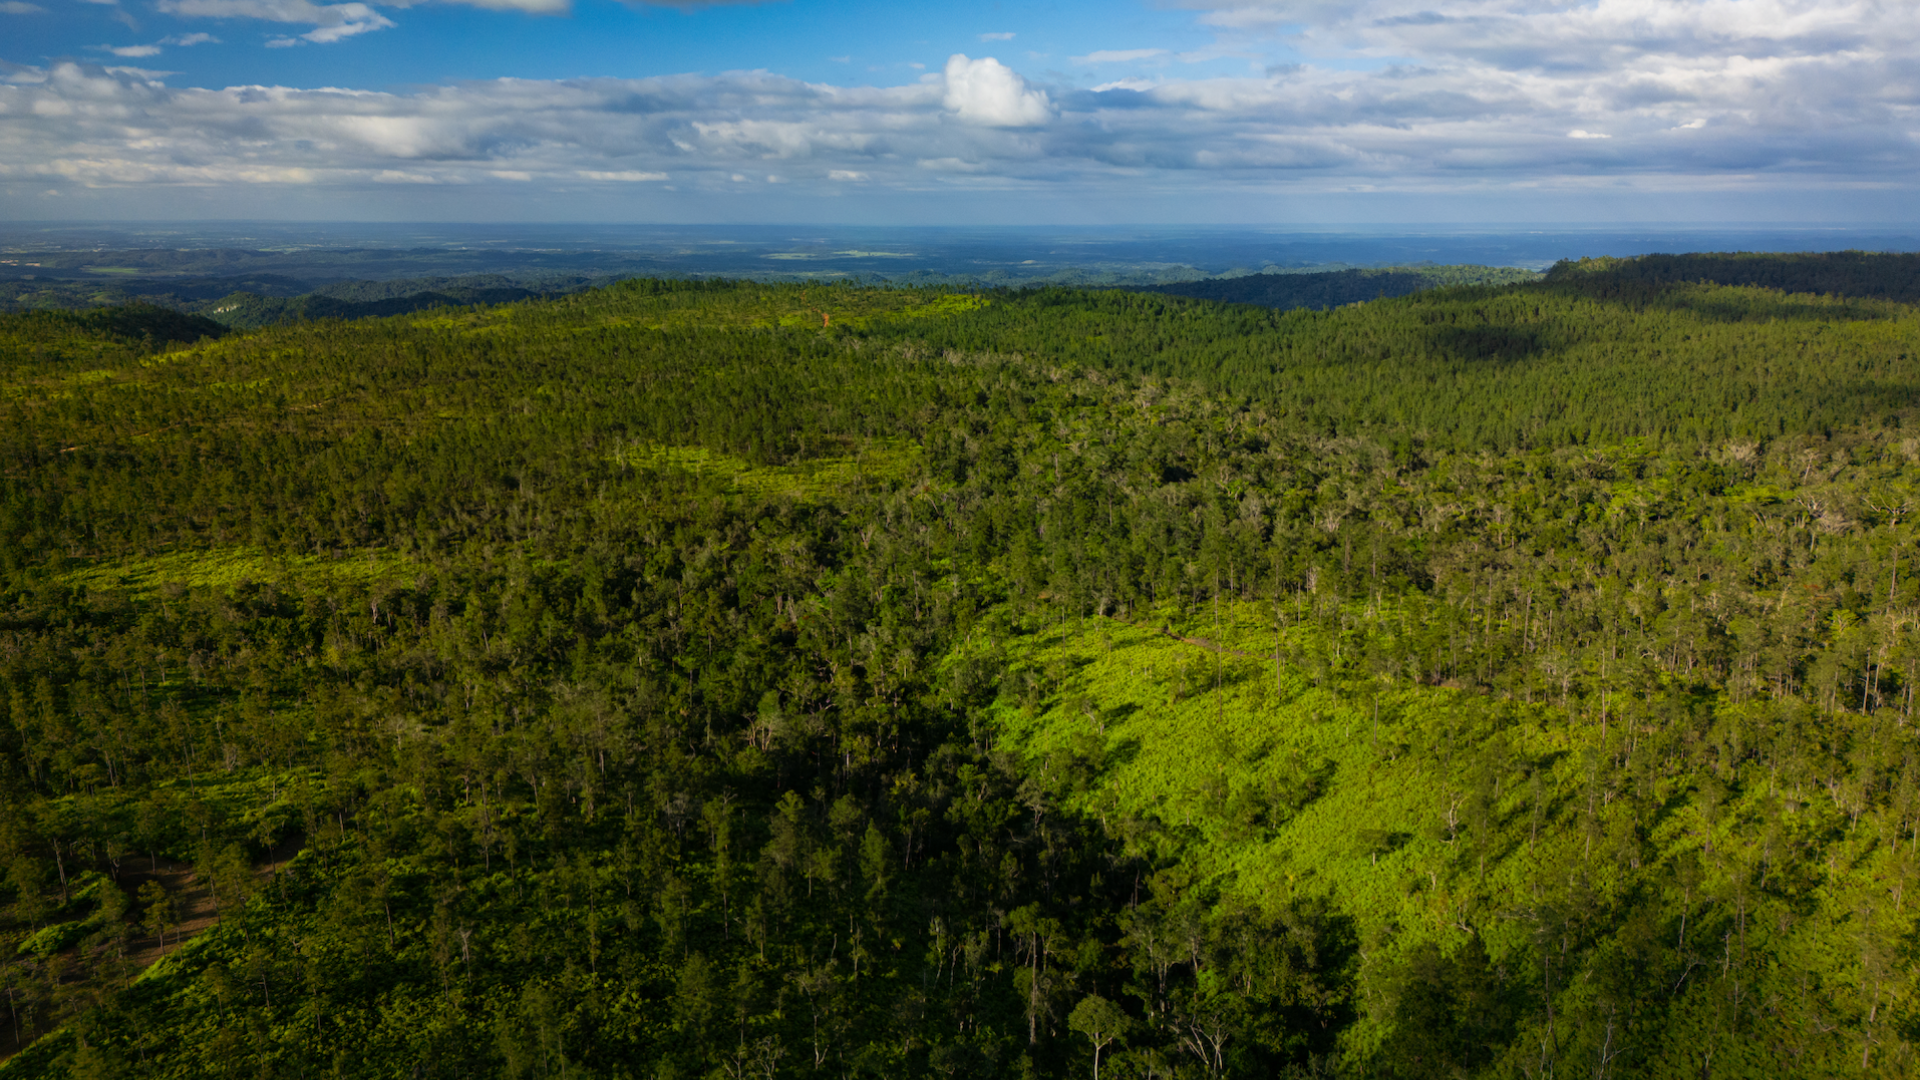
[
  {"xmin": 203, "ymin": 277, "xmax": 613, "ymax": 330},
  {"xmin": 1547, "ymin": 249, "xmax": 1920, "ymax": 302},
  {"xmin": 1131, "ymin": 265, "xmax": 1535, "ymax": 311},
  {"xmin": 0, "ymin": 269, "xmax": 610, "ymax": 325},
  {"xmin": 0, "ymin": 275, "xmax": 315, "ymax": 316},
  {"xmin": 2, "ymin": 264, "xmax": 1920, "ymax": 1078},
  {"xmin": 893, "ymin": 279, "xmax": 1920, "ymax": 451},
  {"xmin": 0, "ymin": 304, "xmax": 225, "ymax": 363}
]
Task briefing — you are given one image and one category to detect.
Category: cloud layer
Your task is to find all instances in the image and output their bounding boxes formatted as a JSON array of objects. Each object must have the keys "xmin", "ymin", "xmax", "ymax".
[{"xmin": 4, "ymin": 0, "xmax": 1918, "ymax": 215}]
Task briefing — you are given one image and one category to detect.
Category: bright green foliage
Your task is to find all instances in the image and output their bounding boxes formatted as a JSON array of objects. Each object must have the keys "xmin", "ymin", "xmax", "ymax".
[{"xmin": 3, "ymin": 266, "xmax": 1920, "ymax": 1079}]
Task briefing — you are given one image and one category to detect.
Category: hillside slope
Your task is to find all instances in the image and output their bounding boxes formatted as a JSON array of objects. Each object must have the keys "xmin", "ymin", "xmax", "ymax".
[
  {"xmin": 3, "ymin": 269, "xmax": 1920, "ymax": 1077},
  {"xmin": 1546, "ymin": 249, "xmax": 1920, "ymax": 302},
  {"xmin": 1131, "ymin": 265, "xmax": 1539, "ymax": 311}
]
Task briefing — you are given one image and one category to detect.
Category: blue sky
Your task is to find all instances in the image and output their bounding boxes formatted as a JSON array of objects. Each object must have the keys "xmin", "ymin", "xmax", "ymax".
[
  {"xmin": 3, "ymin": 0, "xmax": 1916, "ymax": 223},
  {"xmin": 8, "ymin": 0, "xmax": 1264, "ymax": 90}
]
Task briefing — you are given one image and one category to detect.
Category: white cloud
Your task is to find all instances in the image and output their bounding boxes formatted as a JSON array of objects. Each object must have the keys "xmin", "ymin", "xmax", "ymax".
[
  {"xmin": 389, "ymin": 0, "xmax": 568, "ymax": 13},
  {"xmin": 943, "ymin": 54, "xmax": 1053, "ymax": 126},
  {"xmin": 0, "ymin": 1, "xmax": 45, "ymax": 12},
  {"xmin": 979, "ymin": 32, "xmax": 1015, "ymax": 42},
  {"xmin": 94, "ymin": 31, "xmax": 220, "ymax": 55},
  {"xmin": 2, "ymin": 19, "xmax": 1918, "ymax": 218},
  {"xmin": 1072, "ymin": 48, "xmax": 1170, "ymax": 64},
  {"xmin": 578, "ymin": 170, "xmax": 669, "ymax": 181},
  {"xmin": 158, "ymin": 0, "xmax": 394, "ymax": 42},
  {"xmin": 917, "ymin": 156, "xmax": 988, "ymax": 172}
]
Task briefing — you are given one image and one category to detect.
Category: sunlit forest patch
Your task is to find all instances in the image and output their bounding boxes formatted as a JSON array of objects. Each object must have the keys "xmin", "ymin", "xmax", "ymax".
[
  {"xmin": 613, "ymin": 440, "xmax": 925, "ymax": 504},
  {"xmin": 52, "ymin": 547, "xmax": 416, "ymax": 603}
]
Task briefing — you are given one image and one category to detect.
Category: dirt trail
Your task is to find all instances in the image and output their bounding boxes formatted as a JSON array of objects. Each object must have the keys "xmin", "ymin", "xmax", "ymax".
[{"xmin": 0, "ymin": 836, "xmax": 304, "ymax": 1064}]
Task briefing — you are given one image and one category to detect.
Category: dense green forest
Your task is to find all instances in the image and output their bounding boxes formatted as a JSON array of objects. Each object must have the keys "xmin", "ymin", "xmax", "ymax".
[
  {"xmin": 1136, "ymin": 266, "xmax": 1538, "ymax": 311},
  {"xmin": 5, "ymin": 256, "xmax": 1920, "ymax": 1078},
  {"xmin": 2, "ymin": 262, "xmax": 1533, "ymax": 324},
  {"xmin": 1546, "ymin": 250, "xmax": 1920, "ymax": 303},
  {"xmin": 198, "ymin": 277, "xmax": 613, "ymax": 331}
]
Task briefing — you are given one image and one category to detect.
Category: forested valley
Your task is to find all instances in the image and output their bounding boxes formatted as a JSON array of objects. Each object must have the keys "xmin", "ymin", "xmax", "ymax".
[{"xmin": 4, "ymin": 256, "xmax": 1920, "ymax": 1078}]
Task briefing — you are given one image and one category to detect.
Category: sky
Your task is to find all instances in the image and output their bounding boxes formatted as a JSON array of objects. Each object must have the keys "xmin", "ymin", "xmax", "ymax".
[{"xmin": 1, "ymin": 0, "xmax": 1917, "ymax": 224}]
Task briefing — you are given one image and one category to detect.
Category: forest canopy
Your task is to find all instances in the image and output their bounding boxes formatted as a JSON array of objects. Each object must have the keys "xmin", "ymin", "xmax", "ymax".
[
  {"xmin": 1132, "ymin": 264, "xmax": 1538, "ymax": 310},
  {"xmin": 4, "ymin": 255, "xmax": 1920, "ymax": 1078}
]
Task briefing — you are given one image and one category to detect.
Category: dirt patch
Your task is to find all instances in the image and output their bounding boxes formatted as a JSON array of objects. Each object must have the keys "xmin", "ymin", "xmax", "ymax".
[
  {"xmin": 116, "ymin": 862, "xmax": 220, "ymax": 973},
  {"xmin": 0, "ymin": 837, "xmax": 305, "ymax": 1065}
]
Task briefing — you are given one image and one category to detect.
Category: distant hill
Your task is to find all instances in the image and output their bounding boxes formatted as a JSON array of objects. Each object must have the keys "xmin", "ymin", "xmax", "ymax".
[
  {"xmin": 0, "ymin": 271, "xmax": 610, "ymax": 324},
  {"xmin": 1545, "ymin": 249, "xmax": 1920, "ymax": 301},
  {"xmin": 0, "ymin": 274, "xmax": 313, "ymax": 314},
  {"xmin": 0, "ymin": 303, "xmax": 225, "ymax": 364},
  {"xmin": 1132, "ymin": 264, "xmax": 1539, "ymax": 310},
  {"xmin": 201, "ymin": 277, "xmax": 592, "ymax": 329}
]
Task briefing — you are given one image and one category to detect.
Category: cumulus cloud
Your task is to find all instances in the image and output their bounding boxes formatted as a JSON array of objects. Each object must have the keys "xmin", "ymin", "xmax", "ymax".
[{"xmin": 943, "ymin": 54, "xmax": 1054, "ymax": 126}]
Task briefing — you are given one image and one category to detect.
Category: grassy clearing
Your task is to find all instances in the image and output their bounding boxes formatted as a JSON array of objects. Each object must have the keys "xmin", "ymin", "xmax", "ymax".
[
  {"xmin": 613, "ymin": 438, "xmax": 924, "ymax": 503},
  {"xmin": 54, "ymin": 546, "xmax": 417, "ymax": 603}
]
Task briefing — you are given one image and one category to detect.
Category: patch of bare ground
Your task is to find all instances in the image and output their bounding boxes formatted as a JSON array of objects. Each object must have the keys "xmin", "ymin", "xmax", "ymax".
[{"xmin": 0, "ymin": 835, "xmax": 304, "ymax": 1065}]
